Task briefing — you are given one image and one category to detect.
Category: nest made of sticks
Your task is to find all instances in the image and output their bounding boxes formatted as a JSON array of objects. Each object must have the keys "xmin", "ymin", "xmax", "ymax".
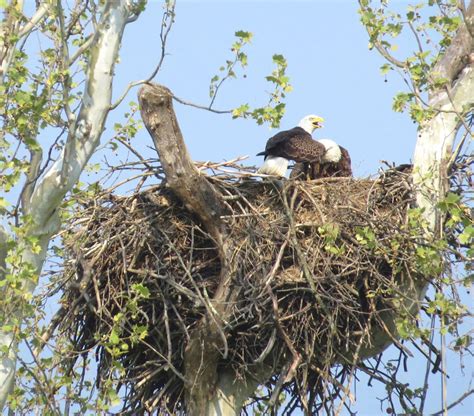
[{"xmin": 58, "ymin": 166, "xmax": 418, "ymax": 414}]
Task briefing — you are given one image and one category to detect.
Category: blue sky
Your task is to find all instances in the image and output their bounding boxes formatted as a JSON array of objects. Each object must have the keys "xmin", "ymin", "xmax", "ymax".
[{"xmin": 102, "ymin": 1, "xmax": 473, "ymax": 414}]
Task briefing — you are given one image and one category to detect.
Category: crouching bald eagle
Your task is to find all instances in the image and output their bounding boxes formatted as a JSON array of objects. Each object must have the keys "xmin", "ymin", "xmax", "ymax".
[
  {"xmin": 290, "ymin": 141, "xmax": 352, "ymax": 179},
  {"xmin": 256, "ymin": 115, "xmax": 351, "ymax": 179}
]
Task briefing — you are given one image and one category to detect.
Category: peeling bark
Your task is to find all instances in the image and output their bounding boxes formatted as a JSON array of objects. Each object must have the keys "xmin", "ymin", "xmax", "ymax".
[{"xmin": 432, "ymin": 2, "xmax": 474, "ymax": 87}]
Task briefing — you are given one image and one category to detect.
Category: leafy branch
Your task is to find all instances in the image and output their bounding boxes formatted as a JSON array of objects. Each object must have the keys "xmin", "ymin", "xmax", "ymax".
[
  {"xmin": 174, "ymin": 30, "xmax": 293, "ymax": 128},
  {"xmin": 359, "ymin": 0, "xmax": 470, "ymax": 125}
]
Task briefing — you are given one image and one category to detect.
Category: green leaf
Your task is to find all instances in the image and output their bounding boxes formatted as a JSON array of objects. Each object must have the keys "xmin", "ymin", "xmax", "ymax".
[
  {"xmin": 0, "ymin": 197, "xmax": 9, "ymax": 209},
  {"xmin": 380, "ymin": 63, "xmax": 392, "ymax": 74},
  {"xmin": 272, "ymin": 54, "xmax": 286, "ymax": 65},
  {"xmin": 458, "ymin": 225, "xmax": 474, "ymax": 245},
  {"xmin": 453, "ymin": 334, "xmax": 472, "ymax": 351},
  {"xmin": 445, "ymin": 192, "xmax": 461, "ymax": 204},
  {"xmin": 131, "ymin": 283, "xmax": 150, "ymax": 298},
  {"xmin": 232, "ymin": 103, "xmax": 250, "ymax": 118},
  {"xmin": 109, "ymin": 329, "xmax": 120, "ymax": 345},
  {"xmin": 234, "ymin": 30, "xmax": 253, "ymax": 42}
]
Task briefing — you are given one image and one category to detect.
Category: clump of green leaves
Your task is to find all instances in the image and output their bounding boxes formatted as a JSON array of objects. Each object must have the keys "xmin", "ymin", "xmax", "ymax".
[
  {"xmin": 248, "ymin": 54, "xmax": 292, "ymax": 128},
  {"xmin": 232, "ymin": 52, "xmax": 292, "ymax": 128}
]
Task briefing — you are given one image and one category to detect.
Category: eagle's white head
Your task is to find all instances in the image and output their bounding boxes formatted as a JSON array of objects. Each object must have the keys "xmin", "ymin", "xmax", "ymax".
[
  {"xmin": 298, "ymin": 115, "xmax": 324, "ymax": 134},
  {"xmin": 318, "ymin": 139, "xmax": 342, "ymax": 162}
]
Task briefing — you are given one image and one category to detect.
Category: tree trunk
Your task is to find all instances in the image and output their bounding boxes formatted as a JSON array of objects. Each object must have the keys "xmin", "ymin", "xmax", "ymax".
[
  {"xmin": 413, "ymin": 2, "xmax": 473, "ymax": 235},
  {"xmin": 0, "ymin": 1, "xmax": 133, "ymax": 410}
]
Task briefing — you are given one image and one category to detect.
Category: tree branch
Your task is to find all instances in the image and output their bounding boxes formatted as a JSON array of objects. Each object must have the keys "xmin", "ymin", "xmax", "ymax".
[
  {"xmin": 27, "ymin": 1, "xmax": 131, "ymax": 234},
  {"xmin": 138, "ymin": 83, "xmax": 227, "ymax": 249},
  {"xmin": 0, "ymin": 1, "xmax": 51, "ymax": 85},
  {"xmin": 430, "ymin": 388, "xmax": 474, "ymax": 415},
  {"xmin": 110, "ymin": 1, "xmax": 175, "ymax": 110},
  {"xmin": 17, "ymin": 1, "xmax": 51, "ymax": 38}
]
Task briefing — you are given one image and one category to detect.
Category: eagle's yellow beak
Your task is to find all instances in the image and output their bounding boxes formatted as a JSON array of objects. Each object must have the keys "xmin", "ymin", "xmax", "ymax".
[{"xmin": 311, "ymin": 116, "xmax": 324, "ymax": 128}]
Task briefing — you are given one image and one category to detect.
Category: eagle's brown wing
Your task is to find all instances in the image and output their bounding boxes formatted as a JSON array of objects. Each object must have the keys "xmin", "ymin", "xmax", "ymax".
[
  {"xmin": 281, "ymin": 135, "xmax": 326, "ymax": 162},
  {"xmin": 263, "ymin": 127, "xmax": 325, "ymax": 163},
  {"xmin": 264, "ymin": 127, "xmax": 307, "ymax": 153},
  {"xmin": 335, "ymin": 146, "xmax": 352, "ymax": 177}
]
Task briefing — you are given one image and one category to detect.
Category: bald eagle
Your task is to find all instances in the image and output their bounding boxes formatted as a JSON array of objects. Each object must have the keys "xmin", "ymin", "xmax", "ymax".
[
  {"xmin": 290, "ymin": 141, "xmax": 352, "ymax": 180},
  {"xmin": 257, "ymin": 115, "xmax": 349, "ymax": 178},
  {"xmin": 257, "ymin": 115, "xmax": 326, "ymax": 177}
]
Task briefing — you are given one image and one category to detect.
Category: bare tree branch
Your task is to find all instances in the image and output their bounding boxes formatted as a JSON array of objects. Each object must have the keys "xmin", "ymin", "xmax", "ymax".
[
  {"xmin": 430, "ymin": 388, "xmax": 474, "ymax": 415},
  {"xmin": 172, "ymin": 94, "xmax": 233, "ymax": 114},
  {"xmin": 110, "ymin": 0, "xmax": 176, "ymax": 111}
]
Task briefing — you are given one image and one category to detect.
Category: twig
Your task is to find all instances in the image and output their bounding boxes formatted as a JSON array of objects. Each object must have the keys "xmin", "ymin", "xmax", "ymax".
[{"xmin": 430, "ymin": 388, "xmax": 474, "ymax": 415}]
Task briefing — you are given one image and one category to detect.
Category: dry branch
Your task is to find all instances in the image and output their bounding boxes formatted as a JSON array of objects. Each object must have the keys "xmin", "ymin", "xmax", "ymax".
[{"xmin": 138, "ymin": 83, "xmax": 227, "ymax": 249}]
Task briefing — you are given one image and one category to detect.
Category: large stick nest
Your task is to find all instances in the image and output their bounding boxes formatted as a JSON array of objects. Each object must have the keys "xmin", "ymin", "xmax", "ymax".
[{"xmin": 59, "ymin": 167, "xmax": 420, "ymax": 414}]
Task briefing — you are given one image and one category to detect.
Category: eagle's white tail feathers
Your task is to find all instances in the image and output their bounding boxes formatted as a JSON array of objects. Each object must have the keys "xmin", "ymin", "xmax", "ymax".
[{"xmin": 257, "ymin": 156, "xmax": 289, "ymax": 177}]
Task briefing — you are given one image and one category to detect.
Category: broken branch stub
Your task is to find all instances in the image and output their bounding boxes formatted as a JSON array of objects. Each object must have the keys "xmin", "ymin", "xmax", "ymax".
[{"xmin": 138, "ymin": 83, "xmax": 227, "ymax": 250}]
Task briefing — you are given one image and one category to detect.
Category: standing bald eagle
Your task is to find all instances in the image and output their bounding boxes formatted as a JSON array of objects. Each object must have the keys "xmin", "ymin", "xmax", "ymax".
[
  {"xmin": 257, "ymin": 115, "xmax": 326, "ymax": 176},
  {"xmin": 290, "ymin": 140, "xmax": 352, "ymax": 179},
  {"xmin": 257, "ymin": 115, "xmax": 348, "ymax": 178}
]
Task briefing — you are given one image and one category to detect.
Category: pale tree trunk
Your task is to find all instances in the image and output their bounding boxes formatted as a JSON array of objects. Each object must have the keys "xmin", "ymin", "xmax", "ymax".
[
  {"xmin": 0, "ymin": 1, "xmax": 134, "ymax": 410},
  {"xmin": 413, "ymin": 3, "xmax": 473, "ymax": 234},
  {"xmin": 0, "ymin": 227, "xmax": 13, "ymax": 407},
  {"xmin": 410, "ymin": 10, "xmax": 473, "ymax": 414}
]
